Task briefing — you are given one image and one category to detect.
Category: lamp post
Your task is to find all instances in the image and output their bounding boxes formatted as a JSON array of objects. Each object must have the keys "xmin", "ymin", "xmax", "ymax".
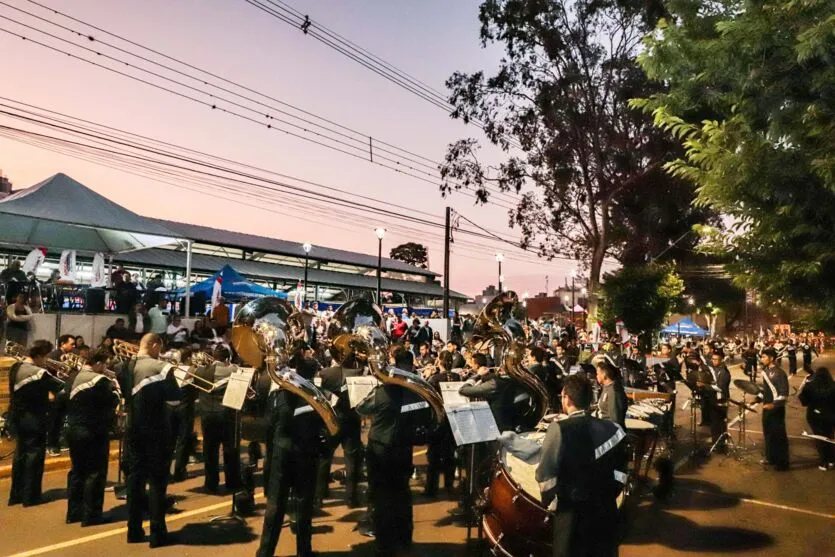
[
  {"xmin": 302, "ymin": 242, "xmax": 312, "ymax": 303},
  {"xmin": 496, "ymin": 253, "xmax": 504, "ymax": 292},
  {"xmin": 570, "ymin": 269, "xmax": 577, "ymax": 327},
  {"xmin": 375, "ymin": 228, "xmax": 386, "ymax": 305}
]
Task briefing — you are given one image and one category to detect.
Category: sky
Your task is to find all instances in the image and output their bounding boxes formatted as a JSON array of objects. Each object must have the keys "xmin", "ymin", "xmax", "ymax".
[{"xmin": 0, "ymin": 0, "xmax": 611, "ymax": 296}]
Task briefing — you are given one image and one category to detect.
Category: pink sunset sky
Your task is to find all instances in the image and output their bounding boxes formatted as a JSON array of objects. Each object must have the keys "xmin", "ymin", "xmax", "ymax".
[{"xmin": 0, "ymin": 0, "xmax": 615, "ymax": 296}]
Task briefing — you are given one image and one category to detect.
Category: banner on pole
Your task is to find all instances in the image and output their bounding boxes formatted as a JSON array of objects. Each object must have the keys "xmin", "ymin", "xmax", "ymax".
[
  {"xmin": 58, "ymin": 250, "xmax": 77, "ymax": 283},
  {"xmin": 91, "ymin": 252, "xmax": 107, "ymax": 287},
  {"xmin": 21, "ymin": 247, "xmax": 47, "ymax": 275}
]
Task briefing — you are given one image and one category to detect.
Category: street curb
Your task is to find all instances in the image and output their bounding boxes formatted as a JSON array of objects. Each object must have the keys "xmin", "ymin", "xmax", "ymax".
[{"xmin": 0, "ymin": 448, "xmax": 121, "ymax": 480}]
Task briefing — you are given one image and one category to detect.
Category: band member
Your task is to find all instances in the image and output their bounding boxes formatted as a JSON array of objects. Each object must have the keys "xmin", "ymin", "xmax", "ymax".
[
  {"xmin": 124, "ymin": 333, "xmax": 181, "ymax": 547},
  {"xmin": 256, "ymin": 358, "xmax": 325, "ymax": 557},
  {"xmin": 704, "ymin": 351, "xmax": 731, "ymax": 449},
  {"xmin": 65, "ymin": 350, "xmax": 120, "ymax": 525},
  {"xmin": 594, "ymin": 360, "xmax": 627, "ymax": 426},
  {"xmin": 459, "ymin": 352, "xmax": 518, "ymax": 432},
  {"xmin": 743, "ymin": 342, "xmax": 759, "ymax": 380},
  {"xmin": 801, "ymin": 340, "xmax": 818, "ymax": 373},
  {"xmin": 8, "ymin": 340, "xmax": 62, "ymax": 506},
  {"xmin": 195, "ymin": 346, "xmax": 241, "ymax": 493},
  {"xmin": 316, "ymin": 351, "xmax": 364, "ymax": 507},
  {"xmin": 758, "ymin": 348, "xmax": 790, "ymax": 470},
  {"xmin": 785, "ymin": 339, "xmax": 798, "ymax": 376},
  {"xmin": 46, "ymin": 334, "xmax": 76, "ymax": 456},
  {"xmin": 529, "ymin": 346, "xmax": 561, "ymax": 412},
  {"xmin": 424, "ymin": 350, "xmax": 459, "ymax": 498},
  {"xmin": 536, "ymin": 375, "xmax": 627, "ymax": 557},
  {"xmin": 171, "ymin": 348, "xmax": 197, "ymax": 483},
  {"xmin": 356, "ymin": 346, "xmax": 433, "ymax": 556},
  {"xmin": 798, "ymin": 367, "xmax": 835, "ymax": 470}
]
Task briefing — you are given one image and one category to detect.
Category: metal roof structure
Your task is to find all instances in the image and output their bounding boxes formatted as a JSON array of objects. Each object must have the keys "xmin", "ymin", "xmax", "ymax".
[
  {"xmin": 115, "ymin": 248, "xmax": 468, "ymax": 300},
  {"xmin": 0, "ymin": 173, "xmax": 179, "ymax": 253},
  {"xmin": 151, "ymin": 218, "xmax": 438, "ymax": 278}
]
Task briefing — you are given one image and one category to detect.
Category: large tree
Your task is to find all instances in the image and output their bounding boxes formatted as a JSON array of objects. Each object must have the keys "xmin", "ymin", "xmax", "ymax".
[
  {"xmin": 389, "ymin": 242, "xmax": 429, "ymax": 269},
  {"xmin": 441, "ymin": 0, "xmax": 698, "ymax": 318},
  {"xmin": 633, "ymin": 0, "xmax": 835, "ymax": 325}
]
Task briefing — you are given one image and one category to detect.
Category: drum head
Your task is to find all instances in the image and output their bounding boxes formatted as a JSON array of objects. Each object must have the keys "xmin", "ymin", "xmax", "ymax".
[{"xmin": 625, "ymin": 418, "xmax": 656, "ymax": 430}]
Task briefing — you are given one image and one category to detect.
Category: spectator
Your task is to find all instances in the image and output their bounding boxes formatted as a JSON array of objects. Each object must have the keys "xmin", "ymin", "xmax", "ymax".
[
  {"xmin": 5, "ymin": 293, "xmax": 32, "ymax": 346},
  {"xmin": 416, "ymin": 320, "xmax": 433, "ymax": 348},
  {"xmin": 211, "ymin": 297, "xmax": 230, "ymax": 336},
  {"xmin": 128, "ymin": 303, "xmax": 150, "ymax": 340},
  {"xmin": 391, "ymin": 315, "xmax": 408, "ymax": 342},
  {"xmin": 98, "ymin": 336, "xmax": 115, "ymax": 355},
  {"xmin": 0, "ymin": 260, "xmax": 27, "ymax": 283},
  {"xmin": 74, "ymin": 336, "xmax": 86, "ymax": 352},
  {"xmin": 431, "ymin": 331, "xmax": 444, "ymax": 355},
  {"xmin": 147, "ymin": 298, "xmax": 169, "ymax": 335},
  {"xmin": 105, "ymin": 317, "xmax": 130, "ymax": 341},
  {"xmin": 406, "ymin": 318, "xmax": 422, "ymax": 348},
  {"xmin": 167, "ymin": 314, "xmax": 189, "ymax": 348},
  {"xmin": 49, "ymin": 334, "xmax": 76, "ymax": 361}
]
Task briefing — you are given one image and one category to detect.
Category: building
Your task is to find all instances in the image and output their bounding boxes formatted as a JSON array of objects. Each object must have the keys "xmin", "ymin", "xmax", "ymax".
[{"xmin": 0, "ymin": 171, "xmax": 11, "ymax": 200}]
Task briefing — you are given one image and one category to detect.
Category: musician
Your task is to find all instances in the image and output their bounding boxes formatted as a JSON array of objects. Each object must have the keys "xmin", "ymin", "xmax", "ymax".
[
  {"xmin": 315, "ymin": 350, "xmax": 364, "ymax": 508},
  {"xmin": 195, "ymin": 346, "xmax": 241, "ymax": 493},
  {"xmin": 798, "ymin": 367, "xmax": 835, "ymax": 470},
  {"xmin": 416, "ymin": 341, "xmax": 434, "ymax": 369},
  {"xmin": 628, "ymin": 345, "xmax": 647, "ymax": 371},
  {"xmin": 594, "ymin": 360, "xmax": 627, "ymax": 426},
  {"xmin": 445, "ymin": 339, "xmax": 467, "ymax": 370},
  {"xmin": 424, "ymin": 350, "xmax": 459, "ymax": 498},
  {"xmin": 170, "ymin": 348, "xmax": 198, "ymax": 483},
  {"xmin": 758, "ymin": 348, "xmax": 790, "ymax": 471},
  {"xmin": 64, "ymin": 350, "xmax": 120, "ymax": 525},
  {"xmin": 801, "ymin": 340, "xmax": 818, "ymax": 373},
  {"xmin": 7, "ymin": 340, "xmax": 63, "ymax": 506},
  {"xmin": 124, "ymin": 333, "xmax": 181, "ymax": 547},
  {"xmin": 459, "ymin": 353, "xmax": 516, "ymax": 432},
  {"xmin": 529, "ymin": 346, "xmax": 561, "ymax": 412},
  {"xmin": 785, "ymin": 339, "xmax": 798, "ymax": 376},
  {"xmin": 356, "ymin": 345, "xmax": 432, "ymax": 556},
  {"xmin": 5, "ymin": 292, "xmax": 32, "ymax": 346},
  {"xmin": 704, "ymin": 351, "xmax": 731, "ymax": 449},
  {"xmin": 536, "ymin": 375, "xmax": 627, "ymax": 557},
  {"xmin": 551, "ymin": 344, "xmax": 569, "ymax": 377},
  {"xmin": 256, "ymin": 358, "xmax": 325, "ymax": 557}
]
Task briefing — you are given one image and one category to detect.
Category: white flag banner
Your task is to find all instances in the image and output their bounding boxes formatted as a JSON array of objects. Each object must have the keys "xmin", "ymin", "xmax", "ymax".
[
  {"xmin": 91, "ymin": 252, "xmax": 107, "ymax": 287},
  {"xmin": 58, "ymin": 250, "xmax": 77, "ymax": 283},
  {"xmin": 293, "ymin": 281, "xmax": 303, "ymax": 310},
  {"xmin": 21, "ymin": 247, "xmax": 46, "ymax": 275},
  {"xmin": 211, "ymin": 272, "xmax": 223, "ymax": 309}
]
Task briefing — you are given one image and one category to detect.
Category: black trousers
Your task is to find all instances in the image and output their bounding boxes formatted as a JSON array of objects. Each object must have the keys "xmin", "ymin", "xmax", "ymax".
[
  {"xmin": 47, "ymin": 401, "xmax": 65, "ymax": 452},
  {"xmin": 744, "ymin": 359, "xmax": 757, "ymax": 381},
  {"xmin": 705, "ymin": 401, "xmax": 728, "ymax": 446},
  {"xmin": 125, "ymin": 433, "xmax": 170, "ymax": 540},
  {"xmin": 66, "ymin": 425, "xmax": 109, "ymax": 522},
  {"xmin": 762, "ymin": 406, "xmax": 790, "ymax": 469},
  {"xmin": 803, "ymin": 355, "xmax": 813, "ymax": 373},
  {"xmin": 315, "ymin": 415, "xmax": 363, "ymax": 504},
  {"xmin": 426, "ymin": 422, "xmax": 456, "ymax": 495},
  {"xmin": 9, "ymin": 412, "xmax": 47, "ymax": 505},
  {"xmin": 256, "ymin": 444, "xmax": 318, "ymax": 557},
  {"xmin": 201, "ymin": 411, "xmax": 240, "ymax": 490},
  {"xmin": 788, "ymin": 355, "xmax": 797, "ymax": 375},
  {"xmin": 553, "ymin": 502, "xmax": 618, "ymax": 557},
  {"xmin": 367, "ymin": 442, "xmax": 413, "ymax": 555},
  {"xmin": 171, "ymin": 402, "xmax": 195, "ymax": 480},
  {"xmin": 808, "ymin": 415, "xmax": 834, "ymax": 466}
]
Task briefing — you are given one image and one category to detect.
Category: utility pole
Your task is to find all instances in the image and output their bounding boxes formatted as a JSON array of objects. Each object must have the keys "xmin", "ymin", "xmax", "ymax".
[
  {"xmin": 443, "ymin": 206, "xmax": 451, "ymax": 329},
  {"xmin": 546, "ymin": 274, "xmax": 549, "ymax": 297}
]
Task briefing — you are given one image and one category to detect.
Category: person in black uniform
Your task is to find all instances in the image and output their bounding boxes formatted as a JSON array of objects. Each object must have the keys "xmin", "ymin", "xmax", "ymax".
[
  {"xmin": 785, "ymin": 339, "xmax": 798, "ymax": 376},
  {"xmin": 46, "ymin": 334, "xmax": 76, "ymax": 456},
  {"xmin": 170, "ymin": 348, "xmax": 198, "ymax": 484},
  {"xmin": 124, "ymin": 333, "xmax": 181, "ymax": 547},
  {"xmin": 742, "ymin": 342, "xmax": 759, "ymax": 380},
  {"xmin": 703, "ymin": 351, "xmax": 731, "ymax": 450},
  {"xmin": 256, "ymin": 357, "xmax": 325, "ymax": 557},
  {"xmin": 195, "ymin": 346, "xmax": 241, "ymax": 493},
  {"xmin": 798, "ymin": 367, "xmax": 835, "ymax": 470},
  {"xmin": 424, "ymin": 350, "xmax": 459, "ymax": 498},
  {"xmin": 459, "ymin": 353, "xmax": 522, "ymax": 433},
  {"xmin": 315, "ymin": 351, "xmax": 364, "ymax": 508},
  {"xmin": 594, "ymin": 360, "xmax": 627, "ymax": 427},
  {"xmin": 800, "ymin": 339, "xmax": 818, "ymax": 374},
  {"xmin": 64, "ymin": 350, "xmax": 120, "ymax": 525},
  {"xmin": 529, "ymin": 346, "xmax": 560, "ymax": 412},
  {"xmin": 758, "ymin": 348, "xmax": 790, "ymax": 470},
  {"xmin": 8, "ymin": 340, "xmax": 63, "ymax": 506},
  {"xmin": 356, "ymin": 345, "xmax": 433, "ymax": 556},
  {"xmin": 536, "ymin": 374, "xmax": 627, "ymax": 557}
]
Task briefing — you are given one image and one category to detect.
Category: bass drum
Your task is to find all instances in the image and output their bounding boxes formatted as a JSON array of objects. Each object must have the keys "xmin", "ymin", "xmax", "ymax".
[{"xmin": 483, "ymin": 431, "xmax": 628, "ymax": 557}]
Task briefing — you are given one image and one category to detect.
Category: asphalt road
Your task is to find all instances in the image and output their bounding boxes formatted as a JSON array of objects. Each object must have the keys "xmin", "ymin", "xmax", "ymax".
[{"xmin": 1, "ymin": 357, "xmax": 833, "ymax": 557}]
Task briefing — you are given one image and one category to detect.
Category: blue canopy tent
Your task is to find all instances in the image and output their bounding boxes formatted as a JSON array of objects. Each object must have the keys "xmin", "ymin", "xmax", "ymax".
[
  {"xmin": 662, "ymin": 317, "xmax": 708, "ymax": 337},
  {"xmin": 177, "ymin": 264, "xmax": 285, "ymax": 300}
]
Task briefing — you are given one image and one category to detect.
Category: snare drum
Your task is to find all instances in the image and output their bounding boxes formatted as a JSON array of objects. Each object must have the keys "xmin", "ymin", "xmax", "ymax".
[{"xmin": 625, "ymin": 418, "xmax": 658, "ymax": 481}]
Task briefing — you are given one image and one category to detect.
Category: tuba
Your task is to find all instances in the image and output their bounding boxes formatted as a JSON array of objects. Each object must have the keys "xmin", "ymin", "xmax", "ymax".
[
  {"xmin": 471, "ymin": 291, "xmax": 550, "ymax": 427},
  {"xmin": 231, "ymin": 297, "xmax": 340, "ymax": 437},
  {"xmin": 327, "ymin": 298, "xmax": 445, "ymax": 425}
]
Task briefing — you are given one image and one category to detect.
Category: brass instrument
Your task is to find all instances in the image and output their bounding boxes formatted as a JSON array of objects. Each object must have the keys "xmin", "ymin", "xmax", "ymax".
[
  {"xmin": 6, "ymin": 340, "xmax": 71, "ymax": 381},
  {"xmin": 327, "ymin": 298, "xmax": 446, "ymax": 425},
  {"xmin": 471, "ymin": 291, "xmax": 550, "ymax": 426},
  {"xmin": 231, "ymin": 297, "xmax": 340, "ymax": 436},
  {"xmin": 113, "ymin": 339, "xmax": 139, "ymax": 361}
]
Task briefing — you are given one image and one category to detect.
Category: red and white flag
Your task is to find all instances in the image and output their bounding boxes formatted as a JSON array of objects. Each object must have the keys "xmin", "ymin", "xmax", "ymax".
[
  {"xmin": 21, "ymin": 247, "xmax": 47, "ymax": 275},
  {"xmin": 91, "ymin": 253, "xmax": 107, "ymax": 287},
  {"xmin": 58, "ymin": 250, "xmax": 76, "ymax": 283},
  {"xmin": 211, "ymin": 272, "xmax": 223, "ymax": 308}
]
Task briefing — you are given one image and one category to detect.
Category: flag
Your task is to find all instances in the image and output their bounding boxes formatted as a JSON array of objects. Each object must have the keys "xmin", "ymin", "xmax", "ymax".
[
  {"xmin": 58, "ymin": 250, "xmax": 76, "ymax": 282},
  {"xmin": 211, "ymin": 271, "xmax": 223, "ymax": 308},
  {"xmin": 21, "ymin": 247, "xmax": 46, "ymax": 274},
  {"xmin": 294, "ymin": 280, "xmax": 303, "ymax": 310},
  {"xmin": 91, "ymin": 252, "xmax": 107, "ymax": 287}
]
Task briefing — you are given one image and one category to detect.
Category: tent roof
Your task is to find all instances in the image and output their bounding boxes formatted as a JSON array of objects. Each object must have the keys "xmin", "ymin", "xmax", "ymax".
[
  {"xmin": 662, "ymin": 317, "xmax": 708, "ymax": 336},
  {"xmin": 180, "ymin": 264, "xmax": 285, "ymax": 299},
  {"xmin": 0, "ymin": 173, "xmax": 179, "ymax": 253}
]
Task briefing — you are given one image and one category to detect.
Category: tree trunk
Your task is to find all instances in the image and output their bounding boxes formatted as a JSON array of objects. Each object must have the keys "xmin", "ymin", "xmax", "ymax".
[{"xmin": 586, "ymin": 239, "xmax": 606, "ymax": 329}]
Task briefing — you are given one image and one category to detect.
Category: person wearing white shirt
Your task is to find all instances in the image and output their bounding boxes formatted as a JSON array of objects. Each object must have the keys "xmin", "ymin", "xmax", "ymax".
[{"xmin": 147, "ymin": 299, "xmax": 169, "ymax": 335}]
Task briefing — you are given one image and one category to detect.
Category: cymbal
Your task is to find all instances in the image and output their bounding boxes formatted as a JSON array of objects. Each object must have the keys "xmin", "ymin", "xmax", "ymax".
[
  {"xmin": 687, "ymin": 367, "xmax": 714, "ymax": 386},
  {"xmin": 733, "ymin": 379, "xmax": 763, "ymax": 395},
  {"xmin": 729, "ymin": 398, "xmax": 758, "ymax": 413}
]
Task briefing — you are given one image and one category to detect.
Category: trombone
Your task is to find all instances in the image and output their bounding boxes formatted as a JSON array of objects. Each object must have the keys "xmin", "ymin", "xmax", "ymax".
[{"xmin": 5, "ymin": 340, "xmax": 71, "ymax": 382}]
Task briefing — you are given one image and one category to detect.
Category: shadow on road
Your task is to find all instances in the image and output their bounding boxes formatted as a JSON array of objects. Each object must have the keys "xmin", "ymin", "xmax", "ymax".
[
  {"xmin": 318, "ymin": 540, "xmax": 467, "ymax": 556},
  {"xmin": 172, "ymin": 520, "xmax": 258, "ymax": 546}
]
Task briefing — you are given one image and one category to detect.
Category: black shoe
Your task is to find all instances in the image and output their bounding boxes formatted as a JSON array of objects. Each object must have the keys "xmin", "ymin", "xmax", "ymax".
[
  {"xmin": 203, "ymin": 484, "xmax": 219, "ymax": 494},
  {"xmin": 127, "ymin": 529, "xmax": 146, "ymax": 543},
  {"xmin": 149, "ymin": 532, "xmax": 171, "ymax": 548},
  {"xmin": 22, "ymin": 498, "xmax": 42, "ymax": 507},
  {"xmin": 82, "ymin": 516, "xmax": 111, "ymax": 527},
  {"xmin": 8, "ymin": 497, "xmax": 21, "ymax": 506},
  {"xmin": 66, "ymin": 516, "xmax": 82, "ymax": 524}
]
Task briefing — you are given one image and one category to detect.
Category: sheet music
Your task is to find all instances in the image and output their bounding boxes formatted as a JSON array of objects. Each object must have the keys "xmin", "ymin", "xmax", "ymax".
[
  {"xmin": 446, "ymin": 401, "xmax": 500, "ymax": 446},
  {"xmin": 569, "ymin": 365, "xmax": 581, "ymax": 375},
  {"xmin": 646, "ymin": 357, "xmax": 665, "ymax": 368},
  {"xmin": 440, "ymin": 381, "xmax": 468, "ymax": 407},
  {"xmin": 346, "ymin": 376, "xmax": 380, "ymax": 408},
  {"xmin": 222, "ymin": 367, "xmax": 255, "ymax": 411}
]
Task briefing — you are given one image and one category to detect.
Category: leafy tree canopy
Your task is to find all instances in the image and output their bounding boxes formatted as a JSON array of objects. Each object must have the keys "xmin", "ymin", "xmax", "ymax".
[
  {"xmin": 632, "ymin": 0, "xmax": 835, "ymax": 325},
  {"xmin": 389, "ymin": 242, "xmax": 429, "ymax": 269}
]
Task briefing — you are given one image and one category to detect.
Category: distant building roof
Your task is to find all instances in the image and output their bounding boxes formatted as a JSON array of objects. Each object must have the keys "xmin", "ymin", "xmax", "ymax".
[{"xmin": 151, "ymin": 219, "xmax": 437, "ymax": 278}]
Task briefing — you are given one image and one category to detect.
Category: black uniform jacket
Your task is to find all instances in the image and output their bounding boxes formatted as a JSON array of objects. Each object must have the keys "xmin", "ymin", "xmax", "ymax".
[{"xmin": 66, "ymin": 368, "xmax": 119, "ymax": 435}]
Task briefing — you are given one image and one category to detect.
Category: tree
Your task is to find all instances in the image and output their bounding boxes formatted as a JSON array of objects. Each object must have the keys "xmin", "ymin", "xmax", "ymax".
[
  {"xmin": 389, "ymin": 242, "xmax": 429, "ymax": 269},
  {"xmin": 441, "ymin": 0, "xmax": 698, "ymax": 319},
  {"xmin": 632, "ymin": 0, "xmax": 835, "ymax": 325},
  {"xmin": 598, "ymin": 262, "xmax": 685, "ymax": 350}
]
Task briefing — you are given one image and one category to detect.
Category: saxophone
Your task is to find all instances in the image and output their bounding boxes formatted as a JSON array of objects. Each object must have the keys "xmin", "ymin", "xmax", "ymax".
[
  {"xmin": 230, "ymin": 297, "xmax": 340, "ymax": 437},
  {"xmin": 326, "ymin": 298, "xmax": 445, "ymax": 425},
  {"xmin": 470, "ymin": 291, "xmax": 550, "ymax": 427}
]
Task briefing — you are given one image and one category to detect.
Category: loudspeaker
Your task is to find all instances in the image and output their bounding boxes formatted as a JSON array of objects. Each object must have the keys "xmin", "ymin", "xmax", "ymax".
[
  {"xmin": 184, "ymin": 291, "xmax": 207, "ymax": 316},
  {"xmin": 85, "ymin": 288, "xmax": 106, "ymax": 314}
]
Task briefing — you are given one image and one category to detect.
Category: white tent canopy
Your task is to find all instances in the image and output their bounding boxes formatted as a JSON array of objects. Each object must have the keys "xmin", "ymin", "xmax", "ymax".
[{"xmin": 0, "ymin": 173, "xmax": 180, "ymax": 254}]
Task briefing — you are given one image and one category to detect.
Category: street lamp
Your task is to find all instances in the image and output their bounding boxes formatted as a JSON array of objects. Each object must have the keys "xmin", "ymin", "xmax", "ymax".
[
  {"xmin": 570, "ymin": 269, "xmax": 577, "ymax": 327},
  {"xmin": 375, "ymin": 228, "xmax": 386, "ymax": 305},
  {"xmin": 301, "ymin": 242, "xmax": 312, "ymax": 303},
  {"xmin": 496, "ymin": 253, "xmax": 504, "ymax": 292}
]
